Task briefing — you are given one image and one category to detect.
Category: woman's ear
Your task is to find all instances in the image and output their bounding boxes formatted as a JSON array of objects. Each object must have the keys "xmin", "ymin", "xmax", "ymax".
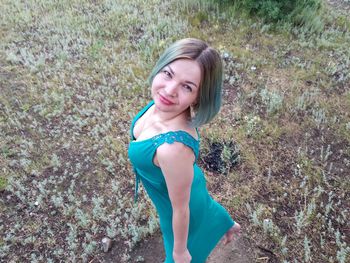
[{"xmin": 191, "ymin": 99, "xmax": 199, "ymax": 109}]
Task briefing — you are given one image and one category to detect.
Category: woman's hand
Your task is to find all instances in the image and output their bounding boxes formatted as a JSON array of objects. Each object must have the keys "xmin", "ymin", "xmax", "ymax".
[
  {"xmin": 173, "ymin": 248, "xmax": 192, "ymax": 263},
  {"xmin": 221, "ymin": 222, "xmax": 241, "ymax": 246}
]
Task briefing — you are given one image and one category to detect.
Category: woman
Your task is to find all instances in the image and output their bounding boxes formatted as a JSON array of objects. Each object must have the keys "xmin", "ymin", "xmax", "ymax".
[{"xmin": 128, "ymin": 38, "xmax": 241, "ymax": 263}]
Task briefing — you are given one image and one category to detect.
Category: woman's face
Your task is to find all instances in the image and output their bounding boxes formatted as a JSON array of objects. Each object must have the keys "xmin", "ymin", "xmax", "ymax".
[{"xmin": 151, "ymin": 59, "xmax": 201, "ymax": 116}]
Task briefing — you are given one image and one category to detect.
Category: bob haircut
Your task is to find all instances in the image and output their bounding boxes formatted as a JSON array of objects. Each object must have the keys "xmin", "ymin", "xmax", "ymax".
[{"xmin": 147, "ymin": 38, "xmax": 223, "ymax": 128}]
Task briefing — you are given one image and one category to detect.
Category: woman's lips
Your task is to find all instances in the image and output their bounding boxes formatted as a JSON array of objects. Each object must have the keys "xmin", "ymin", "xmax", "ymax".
[{"xmin": 159, "ymin": 94, "xmax": 174, "ymax": 105}]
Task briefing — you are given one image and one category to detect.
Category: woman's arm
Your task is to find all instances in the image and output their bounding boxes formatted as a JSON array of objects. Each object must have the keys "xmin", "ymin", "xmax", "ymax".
[{"xmin": 157, "ymin": 142, "xmax": 195, "ymax": 262}]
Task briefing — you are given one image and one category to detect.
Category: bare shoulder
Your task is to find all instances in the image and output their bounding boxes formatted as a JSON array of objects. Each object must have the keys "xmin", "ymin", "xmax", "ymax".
[
  {"xmin": 156, "ymin": 142, "xmax": 195, "ymax": 198},
  {"xmin": 157, "ymin": 141, "xmax": 195, "ymax": 163}
]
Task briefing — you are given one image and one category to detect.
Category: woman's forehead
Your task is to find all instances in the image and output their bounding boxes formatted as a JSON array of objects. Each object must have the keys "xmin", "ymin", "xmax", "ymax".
[{"xmin": 165, "ymin": 59, "xmax": 201, "ymax": 85}]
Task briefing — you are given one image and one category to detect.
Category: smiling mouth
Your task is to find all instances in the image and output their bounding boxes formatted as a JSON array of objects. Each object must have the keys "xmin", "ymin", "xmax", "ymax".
[{"xmin": 159, "ymin": 94, "xmax": 175, "ymax": 105}]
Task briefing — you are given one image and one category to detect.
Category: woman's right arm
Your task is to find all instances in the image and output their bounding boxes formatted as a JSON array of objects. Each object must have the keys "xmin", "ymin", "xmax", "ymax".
[{"xmin": 156, "ymin": 142, "xmax": 195, "ymax": 263}]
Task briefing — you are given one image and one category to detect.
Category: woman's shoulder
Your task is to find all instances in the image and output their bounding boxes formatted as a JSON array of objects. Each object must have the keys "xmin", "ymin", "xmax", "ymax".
[
  {"xmin": 154, "ymin": 122, "xmax": 200, "ymax": 164},
  {"xmin": 156, "ymin": 137, "xmax": 196, "ymax": 163},
  {"xmin": 165, "ymin": 119, "xmax": 199, "ymax": 141},
  {"xmin": 156, "ymin": 124, "xmax": 199, "ymax": 154}
]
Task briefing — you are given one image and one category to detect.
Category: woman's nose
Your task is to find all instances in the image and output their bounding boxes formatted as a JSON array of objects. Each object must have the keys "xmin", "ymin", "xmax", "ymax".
[{"xmin": 164, "ymin": 82, "xmax": 178, "ymax": 97}]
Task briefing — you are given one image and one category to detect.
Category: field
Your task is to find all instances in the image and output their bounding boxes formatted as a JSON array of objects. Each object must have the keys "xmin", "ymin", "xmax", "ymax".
[{"xmin": 0, "ymin": 0, "xmax": 349, "ymax": 262}]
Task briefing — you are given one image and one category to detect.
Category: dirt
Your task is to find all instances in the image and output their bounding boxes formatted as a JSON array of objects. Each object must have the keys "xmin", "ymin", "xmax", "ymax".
[
  {"xmin": 101, "ymin": 230, "xmax": 255, "ymax": 263},
  {"xmin": 207, "ymin": 237, "xmax": 255, "ymax": 263}
]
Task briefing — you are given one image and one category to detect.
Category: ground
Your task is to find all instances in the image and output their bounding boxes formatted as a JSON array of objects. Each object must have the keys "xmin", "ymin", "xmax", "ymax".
[{"xmin": 102, "ymin": 230, "xmax": 256, "ymax": 263}]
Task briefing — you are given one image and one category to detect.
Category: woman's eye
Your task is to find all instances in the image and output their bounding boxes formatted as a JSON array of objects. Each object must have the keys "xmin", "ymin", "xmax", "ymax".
[
  {"xmin": 184, "ymin": 85, "xmax": 192, "ymax": 92},
  {"xmin": 163, "ymin": 70, "xmax": 171, "ymax": 77}
]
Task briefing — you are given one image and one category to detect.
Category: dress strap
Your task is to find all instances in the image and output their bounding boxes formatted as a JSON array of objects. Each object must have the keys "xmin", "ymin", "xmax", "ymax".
[{"xmin": 152, "ymin": 130, "xmax": 200, "ymax": 159}]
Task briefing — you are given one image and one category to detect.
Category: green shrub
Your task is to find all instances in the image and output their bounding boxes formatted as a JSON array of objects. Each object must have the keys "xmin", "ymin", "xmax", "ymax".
[{"xmin": 213, "ymin": 0, "xmax": 324, "ymax": 33}]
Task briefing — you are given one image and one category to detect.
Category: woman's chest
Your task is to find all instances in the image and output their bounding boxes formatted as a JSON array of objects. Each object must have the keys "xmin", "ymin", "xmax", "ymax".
[
  {"xmin": 128, "ymin": 142, "xmax": 165, "ymax": 185},
  {"xmin": 128, "ymin": 141, "xmax": 158, "ymax": 169},
  {"xmin": 133, "ymin": 113, "xmax": 166, "ymax": 142}
]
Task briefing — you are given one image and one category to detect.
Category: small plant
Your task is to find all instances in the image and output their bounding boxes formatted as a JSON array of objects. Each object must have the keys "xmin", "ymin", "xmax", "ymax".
[
  {"xmin": 259, "ymin": 87, "xmax": 284, "ymax": 114},
  {"xmin": 202, "ymin": 140, "xmax": 240, "ymax": 174},
  {"xmin": 243, "ymin": 114, "xmax": 261, "ymax": 136},
  {"xmin": 304, "ymin": 236, "xmax": 312, "ymax": 262},
  {"xmin": 312, "ymin": 107, "xmax": 327, "ymax": 128}
]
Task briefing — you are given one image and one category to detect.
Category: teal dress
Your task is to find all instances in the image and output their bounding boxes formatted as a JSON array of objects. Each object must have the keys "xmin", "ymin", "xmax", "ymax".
[{"xmin": 128, "ymin": 101, "xmax": 235, "ymax": 263}]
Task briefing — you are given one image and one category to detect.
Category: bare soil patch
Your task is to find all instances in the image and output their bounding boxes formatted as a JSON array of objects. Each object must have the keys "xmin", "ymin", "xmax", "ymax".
[{"xmin": 100, "ymin": 230, "xmax": 256, "ymax": 263}]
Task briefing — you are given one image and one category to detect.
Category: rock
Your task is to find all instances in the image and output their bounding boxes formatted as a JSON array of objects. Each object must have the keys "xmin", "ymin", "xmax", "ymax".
[{"xmin": 102, "ymin": 237, "xmax": 112, "ymax": 252}]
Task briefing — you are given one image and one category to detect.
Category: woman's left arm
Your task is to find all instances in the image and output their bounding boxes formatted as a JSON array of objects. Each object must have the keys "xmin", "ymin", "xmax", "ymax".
[{"xmin": 157, "ymin": 142, "xmax": 195, "ymax": 262}]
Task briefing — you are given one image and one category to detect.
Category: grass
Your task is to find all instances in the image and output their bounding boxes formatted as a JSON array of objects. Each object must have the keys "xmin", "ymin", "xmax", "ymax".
[{"xmin": 1, "ymin": 0, "xmax": 350, "ymax": 262}]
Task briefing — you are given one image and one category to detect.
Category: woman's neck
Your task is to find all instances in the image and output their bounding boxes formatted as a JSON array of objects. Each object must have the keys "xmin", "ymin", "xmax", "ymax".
[{"xmin": 152, "ymin": 107, "xmax": 191, "ymax": 125}]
